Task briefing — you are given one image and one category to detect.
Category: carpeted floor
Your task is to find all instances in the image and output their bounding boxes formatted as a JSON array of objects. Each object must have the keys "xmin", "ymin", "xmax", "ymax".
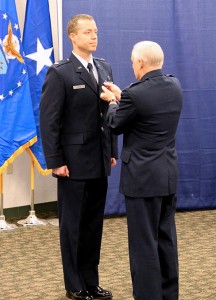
[{"xmin": 0, "ymin": 210, "xmax": 216, "ymax": 300}]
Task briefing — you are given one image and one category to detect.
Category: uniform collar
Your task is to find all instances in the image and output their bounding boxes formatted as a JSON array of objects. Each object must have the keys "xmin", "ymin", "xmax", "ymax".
[
  {"xmin": 72, "ymin": 51, "xmax": 95, "ymax": 71},
  {"xmin": 140, "ymin": 69, "xmax": 163, "ymax": 82}
]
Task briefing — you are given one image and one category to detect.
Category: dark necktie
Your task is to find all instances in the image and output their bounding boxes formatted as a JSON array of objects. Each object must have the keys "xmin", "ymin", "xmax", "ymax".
[{"xmin": 87, "ymin": 62, "xmax": 98, "ymax": 89}]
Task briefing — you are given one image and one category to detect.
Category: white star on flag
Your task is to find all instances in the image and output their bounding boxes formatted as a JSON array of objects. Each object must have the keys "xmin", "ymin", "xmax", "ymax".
[{"xmin": 25, "ymin": 38, "xmax": 53, "ymax": 75}]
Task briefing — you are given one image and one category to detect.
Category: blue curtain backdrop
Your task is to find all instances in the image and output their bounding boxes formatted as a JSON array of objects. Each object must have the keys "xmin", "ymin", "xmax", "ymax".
[{"xmin": 62, "ymin": 0, "xmax": 216, "ymax": 214}]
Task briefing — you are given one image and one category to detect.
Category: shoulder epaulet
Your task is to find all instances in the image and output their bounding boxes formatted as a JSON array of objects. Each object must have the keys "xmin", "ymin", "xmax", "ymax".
[
  {"xmin": 53, "ymin": 58, "xmax": 71, "ymax": 67},
  {"xmin": 94, "ymin": 57, "xmax": 106, "ymax": 62},
  {"xmin": 166, "ymin": 74, "xmax": 174, "ymax": 77},
  {"xmin": 128, "ymin": 81, "xmax": 142, "ymax": 88}
]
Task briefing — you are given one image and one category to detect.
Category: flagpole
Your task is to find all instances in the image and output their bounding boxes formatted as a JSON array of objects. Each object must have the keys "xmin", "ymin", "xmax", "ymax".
[
  {"xmin": 30, "ymin": 157, "xmax": 35, "ymax": 211},
  {"xmin": 0, "ymin": 173, "xmax": 3, "ymax": 215},
  {"xmin": 17, "ymin": 159, "xmax": 47, "ymax": 226},
  {"xmin": 56, "ymin": 0, "xmax": 63, "ymax": 60},
  {"xmin": 0, "ymin": 171, "xmax": 17, "ymax": 230}
]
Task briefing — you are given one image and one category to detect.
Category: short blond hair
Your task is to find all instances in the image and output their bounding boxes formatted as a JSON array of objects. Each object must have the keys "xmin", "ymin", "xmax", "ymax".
[
  {"xmin": 132, "ymin": 41, "xmax": 164, "ymax": 67},
  {"xmin": 67, "ymin": 14, "xmax": 95, "ymax": 35}
]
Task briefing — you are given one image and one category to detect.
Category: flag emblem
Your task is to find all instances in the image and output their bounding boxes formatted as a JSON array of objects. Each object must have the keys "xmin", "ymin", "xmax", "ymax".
[{"xmin": 0, "ymin": 12, "xmax": 26, "ymax": 101}]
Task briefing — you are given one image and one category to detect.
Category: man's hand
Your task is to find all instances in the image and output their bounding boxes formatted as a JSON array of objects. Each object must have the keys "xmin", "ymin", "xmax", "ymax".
[
  {"xmin": 100, "ymin": 85, "xmax": 116, "ymax": 103},
  {"xmin": 111, "ymin": 158, "xmax": 117, "ymax": 167},
  {"xmin": 52, "ymin": 165, "xmax": 70, "ymax": 177},
  {"xmin": 104, "ymin": 82, "xmax": 121, "ymax": 100}
]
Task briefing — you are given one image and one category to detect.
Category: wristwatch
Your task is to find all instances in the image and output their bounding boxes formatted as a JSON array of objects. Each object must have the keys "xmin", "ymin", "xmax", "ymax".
[{"xmin": 108, "ymin": 98, "xmax": 117, "ymax": 104}]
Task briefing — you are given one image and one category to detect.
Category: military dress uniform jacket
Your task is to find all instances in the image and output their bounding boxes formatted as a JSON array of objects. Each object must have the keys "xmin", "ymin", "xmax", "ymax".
[
  {"xmin": 40, "ymin": 53, "xmax": 118, "ymax": 179},
  {"xmin": 107, "ymin": 69, "xmax": 183, "ymax": 197}
]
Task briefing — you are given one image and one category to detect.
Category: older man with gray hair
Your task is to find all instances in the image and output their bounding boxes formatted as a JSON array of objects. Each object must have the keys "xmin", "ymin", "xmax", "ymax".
[{"xmin": 101, "ymin": 41, "xmax": 183, "ymax": 300}]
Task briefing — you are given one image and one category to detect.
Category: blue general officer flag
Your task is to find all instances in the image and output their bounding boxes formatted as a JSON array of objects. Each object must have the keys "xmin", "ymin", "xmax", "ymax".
[
  {"xmin": 0, "ymin": 0, "xmax": 37, "ymax": 174},
  {"xmin": 23, "ymin": 0, "xmax": 54, "ymax": 175}
]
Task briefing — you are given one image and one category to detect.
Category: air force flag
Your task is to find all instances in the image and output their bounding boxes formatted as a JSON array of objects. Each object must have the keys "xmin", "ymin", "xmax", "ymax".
[{"xmin": 0, "ymin": 0, "xmax": 37, "ymax": 174}]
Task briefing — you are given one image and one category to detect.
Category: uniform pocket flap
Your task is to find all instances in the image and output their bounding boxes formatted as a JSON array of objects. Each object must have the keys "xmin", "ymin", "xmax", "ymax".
[
  {"xmin": 121, "ymin": 149, "xmax": 131, "ymax": 163},
  {"xmin": 61, "ymin": 133, "xmax": 84, "ymax": 145}
]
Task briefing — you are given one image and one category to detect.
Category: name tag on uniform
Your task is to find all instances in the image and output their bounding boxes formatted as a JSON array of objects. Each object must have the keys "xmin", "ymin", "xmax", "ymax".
[{"xmin": 73, "ymin": 85, "xmax": 85, "ymax": 90}]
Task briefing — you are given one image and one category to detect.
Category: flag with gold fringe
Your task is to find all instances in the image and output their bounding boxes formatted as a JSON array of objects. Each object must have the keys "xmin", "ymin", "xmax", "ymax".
[
  {"xmin": 23, "ymin": 0, "xmax": 54, "ymax": 175},
  {"xmin": 0, "ymin": 0, "xmax": 37, "ymax": 174}
]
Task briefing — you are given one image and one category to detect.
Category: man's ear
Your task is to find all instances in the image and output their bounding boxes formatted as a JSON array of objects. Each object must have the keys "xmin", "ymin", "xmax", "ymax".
[
  {"xmin": 137, "ymin": 59, "xmax": 144, "ymax": 69},
  {"xmin": 69, "ymin": 32, "xmax": 75, "ymax": 43}
]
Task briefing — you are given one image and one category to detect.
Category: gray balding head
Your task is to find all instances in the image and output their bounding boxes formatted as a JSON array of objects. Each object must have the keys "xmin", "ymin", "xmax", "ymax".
[{"xmin": 132, "ymin": 41, "xmax": 164, "ymax": 68}]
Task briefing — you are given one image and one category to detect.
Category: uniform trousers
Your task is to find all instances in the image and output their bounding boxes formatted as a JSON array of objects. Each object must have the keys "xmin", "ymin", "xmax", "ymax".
[
  {"xmin": 125, "ymin": 194, "xmax": 179, "ymax": 300},
  {"xmin": 57, "ymin": 177, "xmax": 108, "ymax": 292}
]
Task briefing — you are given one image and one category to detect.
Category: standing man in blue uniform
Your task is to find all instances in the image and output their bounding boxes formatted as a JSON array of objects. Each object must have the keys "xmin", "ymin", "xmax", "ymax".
[
  {"xmin": 100, "ymin": 41, "xmax": 182, "ymax": 300},
  {"xmin": 40, "ymin": 14, "xmax": 117, "ymax": 300}
]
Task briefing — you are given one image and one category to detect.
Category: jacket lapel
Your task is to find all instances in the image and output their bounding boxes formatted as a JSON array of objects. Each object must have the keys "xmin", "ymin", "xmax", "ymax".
[
  {"xmin": 69, "ymin": 53, "xmax": 98, "ymax": 93},
  {"xmin": 94, "ymin": 59, "xmax": 111, "ymax": 94}
]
